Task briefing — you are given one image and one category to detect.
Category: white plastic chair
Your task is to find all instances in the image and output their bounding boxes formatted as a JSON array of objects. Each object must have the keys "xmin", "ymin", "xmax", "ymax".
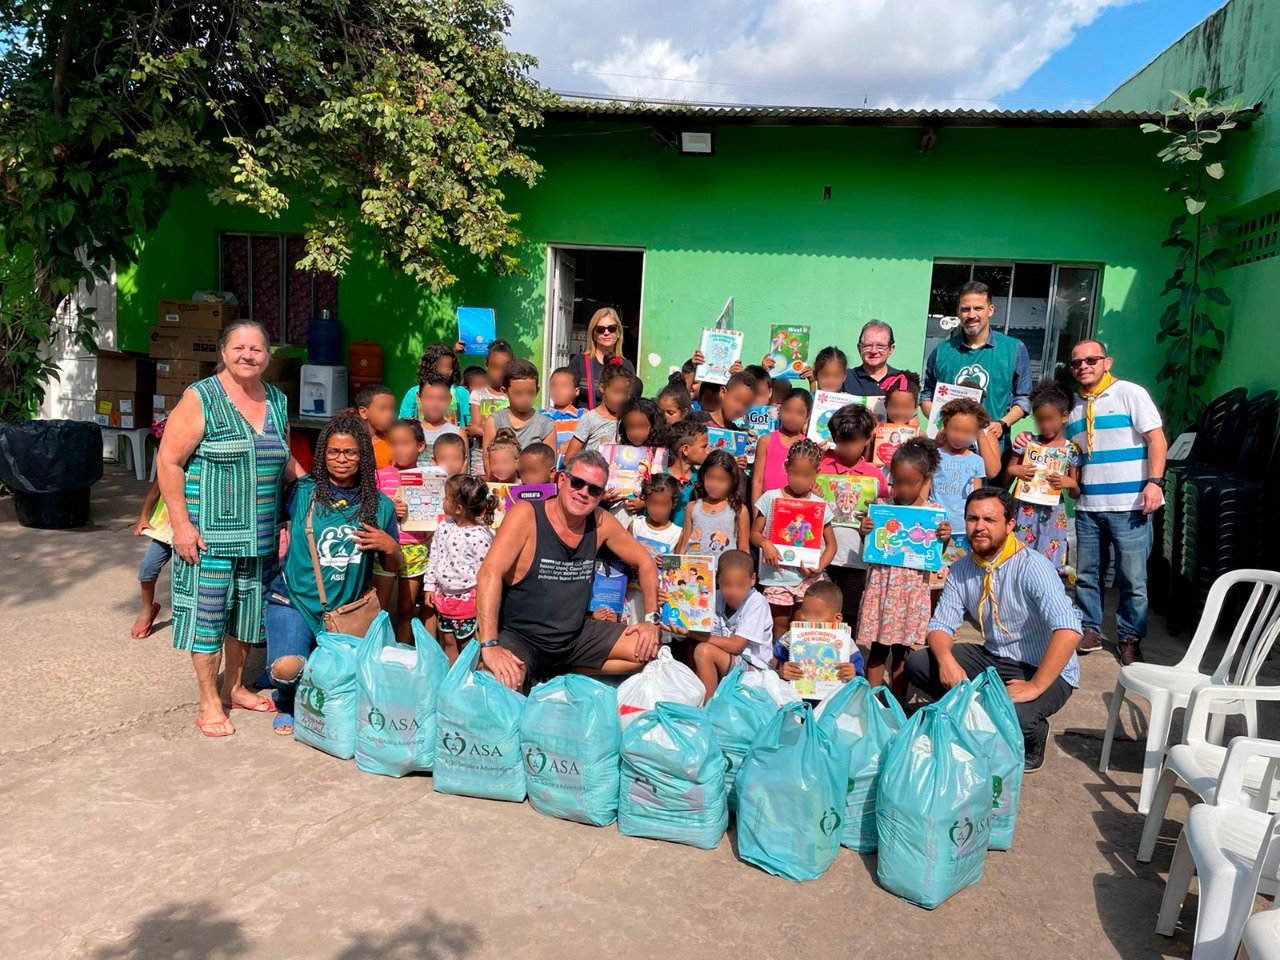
[
  {"xmin": 1099, "ymin": 570, "xmax": 1280, "ymax": 814},
  {"xmin": 1139, "ymin": 676, "xmax": 1280, "ymax": 863},
  {"xmin": 1239, "ymin": 901, "xmax": 1280, "ymax": 959},
  {"xmin": 1156, "ymin": 737, "xmax": 1280, "ymax": 960}
]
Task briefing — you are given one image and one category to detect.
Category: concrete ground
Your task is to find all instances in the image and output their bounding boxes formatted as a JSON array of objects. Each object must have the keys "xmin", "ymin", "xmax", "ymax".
[{"xmin": 2, "ymin": 467, "xmax": 1274, "ymax": 960}]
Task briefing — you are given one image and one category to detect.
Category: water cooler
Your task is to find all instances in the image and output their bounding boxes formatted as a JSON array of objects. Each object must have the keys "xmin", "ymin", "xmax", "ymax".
[{"xmin": 299, "ymin": 365, "xmax": 348, "ymax": 419}]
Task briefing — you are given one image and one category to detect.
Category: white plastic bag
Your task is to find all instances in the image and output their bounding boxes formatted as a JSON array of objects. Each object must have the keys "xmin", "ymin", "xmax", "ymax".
[
  {"xmin": 741, "ymin": 667, "xmax": 803, "ymax": 709},
  {"xmin": 617, "ymin": 646, "xmax": 705, "ymax": 729}
]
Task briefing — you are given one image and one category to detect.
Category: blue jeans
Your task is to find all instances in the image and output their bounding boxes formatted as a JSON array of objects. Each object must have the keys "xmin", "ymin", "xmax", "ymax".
[
  {"xmin": 137, "ymin": 539, "xmax": 172, "ymax": 582},
  {"xmin": 264, "ymin": 583, "xmax": 318, "ymax": 716},
  {"xmin": 1075, "ymin": 509, "xmax": 1152, "ymax": 640}
]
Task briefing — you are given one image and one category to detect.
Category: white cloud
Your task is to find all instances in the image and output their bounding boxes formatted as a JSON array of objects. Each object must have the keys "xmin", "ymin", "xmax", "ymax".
[{"xmin": 507, "ymin": 0, "xmax": 1141, "ymax": 108}]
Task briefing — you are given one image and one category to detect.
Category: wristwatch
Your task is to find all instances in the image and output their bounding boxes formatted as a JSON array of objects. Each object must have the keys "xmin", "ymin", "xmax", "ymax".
[
  {"xmin": 643, "ymin": 611, "xmax": 662, "ymax": 626},
  {"xmin": 1145, "ymin": 478, "xmax": 1166, "ymax": 489},
  {"xmin": 479, "ymin": 639, "xmax": 501, "ymax": 649}
]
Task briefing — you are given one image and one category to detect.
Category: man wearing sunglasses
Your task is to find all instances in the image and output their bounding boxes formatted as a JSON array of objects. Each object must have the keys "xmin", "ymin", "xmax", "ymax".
[
  {"xmin": 1064, "ymin": 339, "xmax": 1167, "ymax": 666},
  {"xmin": 475, "ymin": 450, "xmax": 663, "ymax": 690}
]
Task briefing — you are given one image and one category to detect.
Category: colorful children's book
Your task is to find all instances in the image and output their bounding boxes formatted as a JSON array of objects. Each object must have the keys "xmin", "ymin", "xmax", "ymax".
[
  {"xmin": 872, "ymin": 423, "xmax": 920, "ymax": 468},
  {"xmin": 814, "ymin": 474, "xmax": 879, "ymax": 527},
  {"xmin": 457, "ymin": 306, "xmax": 496, "ymax": 356},
  {"xmin": 714, "ymin": 296, "xmax": 734, "ymax": 331},
  {"xmin": 706, "ymin": 427, "xmax": 750, "ymax": 457},
  {"xmin": 930, "ymin": 533, "xmax": 971, "ymax": 588},
  {"xmin": 487, "ymin": 482, "xmax": 556, "ymax": 528},
  {"xmin": 478, "ymin": 395, "xmax": 509, "ymax": 420},
  {"xmin": 142, "ymin": 497, "xmax": 173, "ymax": 544},
  {"xmin": 788, "ymin": 622, "xmax": 854, "ymax": 699},
  {"xmin": 768, "ymin": 324, "xmax": 811, "ymax": 376},
  {"xmin": 630, "ymin": 535, "xmax": 675, "ymax": 588},
  {"xmin": 1015, "ymin": 442, "xmax": 1073, "ymax": 507},
  {"xmin": 926, "ymin": 382, "xmax": 984, "ymax": 438},
  {"xmin": 767, "ymin": 497, "xmax": 827, "ymax": 567},
  {"xmin": 599, "ymin": 444, "xmax": 668, "ymax": 498},
  {"xmin": 659, "ymin": 555, "xmax": 715, "ymax": 633},
  {"xmin": 590, "ymin": 561, "xmax": 628, "ymax": 616},
  {"xmin": 695, "ymin": 327, "xmax": 744, "ymax": 385},
  {"xmin": 807, "ymin": 390, "xmax": 885, "ymax": 445},
  {"xmin": 397, "ymin": 468, "xmax": 448, "ymax": 532},
  {"xmin": 862, "ymin": 504, "xmax": 949, "ymax": 571},
  {"xmin": 746, "ymin": 404, "xmax": 779, "ymax": 436}
]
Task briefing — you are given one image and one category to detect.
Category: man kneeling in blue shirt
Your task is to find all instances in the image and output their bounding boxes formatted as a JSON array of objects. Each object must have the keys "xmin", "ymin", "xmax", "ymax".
[{"xmin": 905, "ymin": 487, "xmax": 1081, "ymax": 773}]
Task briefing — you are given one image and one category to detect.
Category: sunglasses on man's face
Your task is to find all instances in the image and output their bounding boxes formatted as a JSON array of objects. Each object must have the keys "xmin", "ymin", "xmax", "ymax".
[
  {"xmin": 566, "ymin": 474, "xmax": 606, "ymax": 498},
  {"xmin": 1070, "ymin": 355, "xmax": 1106, "ymax": 369},
  {"xmin": 594, "ymin": 324, "xmax": 619, "ymax": 335}
]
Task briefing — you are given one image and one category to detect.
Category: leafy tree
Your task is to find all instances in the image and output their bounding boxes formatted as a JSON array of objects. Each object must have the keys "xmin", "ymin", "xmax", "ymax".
[{"xmin": 0, "ymin": 0, "xmax": 549, "ymax": 420}]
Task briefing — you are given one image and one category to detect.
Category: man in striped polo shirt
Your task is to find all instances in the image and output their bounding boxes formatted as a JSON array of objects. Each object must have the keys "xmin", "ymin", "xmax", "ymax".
[{"xmin": 1066, "ymin": 340, "xmax": 1168, "ymax": 666}]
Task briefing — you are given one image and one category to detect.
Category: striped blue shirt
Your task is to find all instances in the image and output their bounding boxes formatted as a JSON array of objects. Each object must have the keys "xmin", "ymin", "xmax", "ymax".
[
  {"xmin": 1066, "ymin": 379, "xmax": 1163, "ymax": 512},
  {"xmin": 928, "ymin": 546, "xmax": 1081, "ymax": 687}
]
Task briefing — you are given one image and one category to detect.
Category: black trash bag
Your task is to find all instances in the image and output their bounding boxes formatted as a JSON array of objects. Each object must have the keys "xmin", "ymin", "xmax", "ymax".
[{"xmin": 0, "ymin": 420, "xmax": 104, "ymax": 493}]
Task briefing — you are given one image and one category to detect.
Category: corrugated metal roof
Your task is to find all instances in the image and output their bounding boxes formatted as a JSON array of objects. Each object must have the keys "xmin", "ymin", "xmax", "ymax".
[{"xmin": 544, "ymin": 98, "xmax": 1163, "ymax": 128}]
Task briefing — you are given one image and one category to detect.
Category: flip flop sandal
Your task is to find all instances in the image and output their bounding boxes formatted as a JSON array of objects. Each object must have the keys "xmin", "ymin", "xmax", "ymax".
[
  {"xmin": 194, "ymin": 717, "xmax": 235, "ymax": 738},
  {"xmin": 272, "ymin": 713, "xmax": 295, "ymax": 736},
  {"xmin": 130, "ymin": 602, "xmax": 162, "ymax": 639},
  {"xmin": 231, "ymin": 696, "xmax": 277, "ymax": 713}
]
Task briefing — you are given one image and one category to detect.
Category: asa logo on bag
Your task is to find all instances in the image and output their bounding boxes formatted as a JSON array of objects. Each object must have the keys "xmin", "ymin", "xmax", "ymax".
[
  {"xmin": 441, "ymin": 730, "xmax": 505, "ymax": 758},
  {"xmin": 819, "ymin": 806, "xmax": 843, "ymax": 838},
  {"xmin": 367, "ymin": 705, "xmax": 418, "ymax": 733},
  {"xmin": 948, "ymin": 814, "xmax": 990, "ymax": 857},
  {"xmin": 525, "ymin": 747, "xmax": 548, "ymax": 775},
  {"xmin": 298, "ymin": 684, "xmax": 326, "ymax": 717},
  {"xmin": 367, "ymin": 706, "xmax": 386, "ymax": 732},
  {"xmin": 526, "ymin": 747, "xmax": 582, "ymax": 780},
  {"xmin": 441, "ymin": 731, "xmax": 467, "ymax": 757}
]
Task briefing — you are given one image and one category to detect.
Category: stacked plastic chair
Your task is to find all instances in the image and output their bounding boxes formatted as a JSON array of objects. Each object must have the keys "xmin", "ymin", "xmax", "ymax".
[{"xmin": 1176, "ymin": 392, "xmax": 1279, "ymax": 625}]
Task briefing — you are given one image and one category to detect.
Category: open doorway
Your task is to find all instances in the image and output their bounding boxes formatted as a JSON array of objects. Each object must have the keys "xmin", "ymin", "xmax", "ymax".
[{"xmin": 545, "ymin": 245, "xmax": 645, "ymax": 388}]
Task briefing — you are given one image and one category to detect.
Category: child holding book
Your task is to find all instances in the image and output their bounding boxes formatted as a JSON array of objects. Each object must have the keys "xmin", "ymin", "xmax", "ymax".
[
  {"xmin": 858, "ymin": 437, "xmax": 951, "ymax": 704},
  {"xmin": 933, "ymin": 397, "xmax": 1002, "ymax": 534},
  {"xmin": 778, "ymin": 580, "xmax": 867, "ymax": 701},
  {"xmin": 667, "ymin": 418, "xmax": 711, "ymax": 526},
  {"xmin": 751, "ymin": 386, "xmax": 813, "ymax": 503},
  {"xmin": 1005, "ymin": 379, "xmax": 1082, "ymax": 571},
  {"xmin": 820, "ymin": 404, "xmax": 890, "ymax": 627},
  {"xmin": 678, "ymin": 450, "xmax": 749, "ymax": 558},
  {"xmin": 517, "ymin": 443, "xmax": 557, "ymax": 486},
  {"xmin": 355, "ymin": 384, "xmax": 397, "ymax": 468},
  {"xmin": 374, "ymin": 418, "xmax": 432, "ymax": 644},
  {"xmin": 622, "ymin": 474, "xmax": 685, "ymax": 635},
  {"xmin": 606, "ymin": 396, "xmax": 670, "ymax": 520},
  {"xmin": 431, "ymin": 432, "xmax": 468, "ymax": 477},
  {"xmin": 751, "ymin": 438, "xmax": 837, "ymax": 640},
  {"xmin": 467, "ymin": 339, "xmax": 514, "ymax": 475},
  {"xmin": 486, "ymin": 428, "xmax": 521, "ymax": 484},
  {"xmin": 483, "ymin": 358, "xmax": 557, "ymax": 476},
  {"xmin": 657, "ymin": 379, "xmax": 694, "ymax": 426},
  {"xmin": 416, "ymin": 370, "xmax": 467, "ymax": 465},
  {"xmin": 422, "ymin": 475, "xmax": 498, "ymax": 664},
  {"xmin": 692, "ymin": 549, "xmax": 775, "ymax": 701},
  {"xmin": 131, "ymin": 479, "xmax": 169, "ymax": 639},
  {"xmin": 542, "ymin": 366, "xmax": 584, "ymax": 462},
  {"xmin": 563, "ymin": 365, "xmax": 633, "ymax": 457}
]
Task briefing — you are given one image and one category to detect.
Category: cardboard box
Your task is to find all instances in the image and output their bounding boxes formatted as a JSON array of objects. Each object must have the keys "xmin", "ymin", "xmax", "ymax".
[
  {"xmin": 97, "ymin": 351, "xmax": 156, "ymax": 394},
  {"xmin": 155, "ymin": 359, "xmax": 216, "ymax": 392},
  {"xmin": 158, "ymin": 298, "xmax": 239, "ymax": 330},
  {"xmin": 149, "ymin": 325, "xmax": 220, "ymax": 361},
  {"xmin": 95, "ymin": 389, "xmax": 150, "ymax": 429},
  {"xmin": 153, "ymin": 394, "xmax": 184, "ymax": 415}
]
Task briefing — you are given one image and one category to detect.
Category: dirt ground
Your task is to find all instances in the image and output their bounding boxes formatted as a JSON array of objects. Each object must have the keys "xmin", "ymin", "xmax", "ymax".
[{"xmin": 2, "ymin": 467, "xmax": 1271, "ymax": 960}]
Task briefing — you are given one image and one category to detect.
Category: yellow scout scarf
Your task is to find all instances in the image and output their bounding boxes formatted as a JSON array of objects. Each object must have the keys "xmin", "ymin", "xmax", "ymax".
[
  {"xmin": 1078, "ymin": 371, "xmax": 1116, "ymax": 454},
  {"xmin": 972, "ymin": 534, "xmax": 1023, "ymax": 642}
]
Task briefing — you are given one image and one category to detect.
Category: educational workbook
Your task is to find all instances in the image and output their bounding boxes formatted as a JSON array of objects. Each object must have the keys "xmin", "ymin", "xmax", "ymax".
[
  {"xmin": 872, "ymin": 423, "xmax": 920, "ymax": 468},
  {"xmin": 488, "ymin": 482, "xmax": 556, "ymax": 528},
  {"xmin": 1014, "ymin": 442, "xmax": 1073, "ymax": 507},
  {"xmin": 788, "ymin": 622, "xmax": 854, "ymax": 700},
  {"xmin": 659, "ymin": 555, "xmax": 715, "ymax": 633},
  {"xmin": 925, "ymin": 382, "xmax": 984, "ymax": 438},
  {"xmin": 768, "ymin": 324, "xmax": 811, "ymax": 376},
  {"xmin": 814, "ymin": 474, "xmax": 879, "ymax": 527},
  {"xmin": 808, "ymin": 390, "xmax": 885, "ymax": 445},
  {"xmin": 862, "ymin": 503, "xmax": 948, "ymax": 572},
  {"xmin": 397, "ymin": 468, "xmax": 448, "ymax": 532},
  {"xmin": 695, "ymin": 328, "xmax": 744, "ymax": 385},
  {"xmin": 599, "ymin": 444, "xmax": 668, "ymax": 498},
  {"xmin": 767, "ymin": 497, "xmax": 827, "ymax": 567},
  {"xmin": 456, "ymin": 306, "xmax": 496, "ymax": 356},
  {"xmin": 142, "ymin": 498, "xmax": 173, "ymax": 545},
  {"xmin": 706, "ymin": 427, "xmax": 750, "ymax": 457}
]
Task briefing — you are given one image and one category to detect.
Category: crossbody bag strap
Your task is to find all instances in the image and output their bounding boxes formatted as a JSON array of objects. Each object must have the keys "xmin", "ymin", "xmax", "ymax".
[
  {"xmin": 305, "ymin": 498, "xmax": 330, "ymax": 611},
  {"xmin": 584, "ymin": 354, "xmax": 596, "ymax": 410}
]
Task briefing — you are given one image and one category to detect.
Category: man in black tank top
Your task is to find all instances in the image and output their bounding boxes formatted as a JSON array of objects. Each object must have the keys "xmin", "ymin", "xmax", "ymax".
[{"xmin": 476, "ymin": 451, "xmax": 663, "ymax": 690}]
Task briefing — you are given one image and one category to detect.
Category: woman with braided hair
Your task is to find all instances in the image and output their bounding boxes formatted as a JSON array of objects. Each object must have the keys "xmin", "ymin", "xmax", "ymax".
[{"xmin": 264, "ymin": 412, "xmax": 402, "ymax": 735}]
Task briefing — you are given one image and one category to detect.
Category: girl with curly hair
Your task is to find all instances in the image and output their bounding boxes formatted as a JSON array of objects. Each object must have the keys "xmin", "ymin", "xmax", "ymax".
[{"xmin": 397, "ymin": 340, "xmax": 469, "ymax": 425}]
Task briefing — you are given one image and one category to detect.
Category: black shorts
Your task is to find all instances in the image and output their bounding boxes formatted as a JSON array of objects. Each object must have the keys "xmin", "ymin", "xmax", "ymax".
[{"xmin": 498, "ymin": 619, "xmax": 626, "ymax": 689}]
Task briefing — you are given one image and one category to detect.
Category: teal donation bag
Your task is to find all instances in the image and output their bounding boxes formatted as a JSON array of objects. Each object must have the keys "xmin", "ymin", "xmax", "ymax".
[
  {"xmin": 354, "ymin": 618, "xmax": 450, "ymax": 777},
  {"xmin": 735, "ymin": 701, "xmax": 849, "ymax": 882},
  {"xmin": 618, "ymin": 702, "xmax": 728, "ymax": 850},
  {"xmin": 815, "ymin": 678, "xmax": 906, "ymax": 853},
  {"xmin": 876, "ymin": 704, "xmax": 993, "ymax": 909},
  {"xmin": 294, "ymin": 617, "xmax": 374, "ymax": 760},
  {"xmin": 945, "ymin": 669, "xmax": 1025, "ymax": 851},
  {"xmin": 705, "ymin": 663, "xmax": 780, "ymax": 808},
  {"xmin": 520, "ymin": 675, "xmax": 621, "ymax": 826},
  {"xmin": 434, "ymin": 640, "xmax": 527, "ymax": 802}
]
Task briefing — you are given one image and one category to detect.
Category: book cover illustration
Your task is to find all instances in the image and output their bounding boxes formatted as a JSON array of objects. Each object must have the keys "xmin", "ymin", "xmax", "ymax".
[
  {"xmin": 872, "ymin": 423, "xmax": 920, "ymax": 468},
  {"xmin": 142, "ymin": 497, "xmax": 173, "ymax": 544},
  {"xmin": 487, "ymin": 482, "xmax": 556, "ymax": 528},
  {"xmin": 930, "ymin": 533, "xmax": 971, "ymax": 588},
  {"xmin": 768, "ymin": 324, "xmax": 811, "ymax": 376},
  {"xmin": 599, "ymin": 444, "xmax": 668, "ymax": 498},
  {"xmin": 398, "ymin": 468, "xmax": 448, "ymax": 532},
  {"xmin": 706, "ymin": 427, "xmax": 749, "ymax": 457},
  {"xmin": 862, "ymin": 504, "xmax": 948, "ymax": 572},
  {"xmin": 630, "ymin": 534, "xmax": 674, "ymax": 587},
  {"xmin": 478, "ymin": 395, "xmax": 509, "ymax": 420},
  {"xmin": 659, "ymin": 554, "xmax": 715, "ymax": 633},
  {"xmin": 767, "ymin": 497, "xmax": 827, "ymax": 567},
  {"xmin": 714, "ymin": 296, "xmax": 734, "ymax": 330},
  {"xmin": 925, "ymin": 382, "xmax": 984, "ymax": 438},
  {"xmin": 1015, "ymin": 442, "xmax": 1073, "ymax": 507},
  {"xmin": 695, "ymin": 327, "xmax": 744, "ymax": 385},
  {"xmin": 457, "ymin": 306, "xmax": 496, "ymax": 356},
  {"xmin": 590, "ymin": 561, "xmax": 628, "ymax": 616},
  {"xmin": 807, "ymin": 391, "xmax": 885, "ymax": 445},
  {"xmin": 746, "ymin": 404, "xmax": 779, "ymax": 436},
  {"xmin": 788, "ymin": 622, "xmax": 853, "ymax": 699},
  {"xmin": 814, "ymin": 474, "xmax": 879, "ymax": 527}
]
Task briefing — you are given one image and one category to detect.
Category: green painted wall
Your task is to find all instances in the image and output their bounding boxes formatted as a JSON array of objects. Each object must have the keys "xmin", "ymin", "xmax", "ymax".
[
  {"xmin": 1099, "ymin": 0, "xmax": 1280, "ymax": 397},
  {"xmin": 119, "ymin": 120, "xmax": 1177, "ymax": 399}
]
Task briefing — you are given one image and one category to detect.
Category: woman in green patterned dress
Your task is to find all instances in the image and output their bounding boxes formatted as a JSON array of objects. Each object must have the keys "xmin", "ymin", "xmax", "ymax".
[{"xmin": 157, "ymin": 320, "xmax": 305, "ymax": 737}]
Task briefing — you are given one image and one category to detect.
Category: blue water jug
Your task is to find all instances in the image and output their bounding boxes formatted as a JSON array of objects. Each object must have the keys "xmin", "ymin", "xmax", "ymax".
[{"xmin": 308, "ymin": 310, "xmax": 342, "ymax": 366}]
